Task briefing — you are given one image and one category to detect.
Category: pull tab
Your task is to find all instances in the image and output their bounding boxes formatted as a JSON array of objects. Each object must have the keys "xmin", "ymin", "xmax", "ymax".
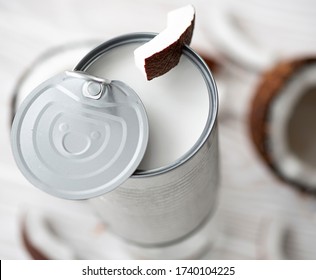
[
  {"xmin": 83, "ymin": 80, "xmax": 106, "ymax": 100},
  {"xmin": 64, "ymin": 70, "xmax": 111, "ymax": 100}
]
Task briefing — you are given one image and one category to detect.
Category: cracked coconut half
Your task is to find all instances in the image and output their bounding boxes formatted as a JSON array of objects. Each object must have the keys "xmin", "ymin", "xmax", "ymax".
[{"xmin": 250, "ymin": 57, "xmax": 316, "ymax": 193}]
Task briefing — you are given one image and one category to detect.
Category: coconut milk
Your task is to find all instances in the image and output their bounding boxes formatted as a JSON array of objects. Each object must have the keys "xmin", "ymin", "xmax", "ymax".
[{"xmin": 83, "ymin": 42, "xmax": 210, "ymax": 171}]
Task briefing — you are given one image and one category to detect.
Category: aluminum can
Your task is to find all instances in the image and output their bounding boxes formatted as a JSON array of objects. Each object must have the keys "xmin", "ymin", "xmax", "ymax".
[{"xmin": 75, "ymin": 33, "xmax": 220, "ymax": 249}]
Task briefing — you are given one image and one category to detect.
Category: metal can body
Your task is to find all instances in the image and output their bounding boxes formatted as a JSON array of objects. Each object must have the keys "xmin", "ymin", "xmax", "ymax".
[
  {"xmin": 91, "ymin": 127, "xmax": 219, "ymax": 246},
  {"xmin": 75, "ymin": 33, "xmax": 219, "ymax": 246}
]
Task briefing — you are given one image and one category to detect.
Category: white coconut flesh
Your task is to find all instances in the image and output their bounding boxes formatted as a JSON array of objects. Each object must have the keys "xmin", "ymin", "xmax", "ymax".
[
  {"xmin": 134, "ymin": 5, "xmax": 195, "ymax": 79},
  {"xmin": 269, "ymin": 65, "xmax": 316, "ymax": 189}
]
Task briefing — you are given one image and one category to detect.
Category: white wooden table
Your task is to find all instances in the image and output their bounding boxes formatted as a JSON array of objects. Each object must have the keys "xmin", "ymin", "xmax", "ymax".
[{"xmin": 1, "ymin": 0, "xmax": 316, "ymax": 260}]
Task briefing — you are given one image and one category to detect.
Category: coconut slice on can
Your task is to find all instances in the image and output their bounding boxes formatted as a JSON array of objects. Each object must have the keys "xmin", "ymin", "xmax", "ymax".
[
  {"xmin": 134, "ymin": 5, "xmax": 195, "ymax": 80},
  {"xmin": 250, "ymin": 57, "xmax": 316, "ymax": 192}
]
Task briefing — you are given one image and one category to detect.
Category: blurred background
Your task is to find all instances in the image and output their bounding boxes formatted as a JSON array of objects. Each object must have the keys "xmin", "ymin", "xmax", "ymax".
[{"xmin": 1, "ymin": 0, "xmax": 316, "ymax": 259}]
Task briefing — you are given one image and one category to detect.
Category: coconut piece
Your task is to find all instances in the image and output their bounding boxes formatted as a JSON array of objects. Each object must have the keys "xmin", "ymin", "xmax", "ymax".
[
  {"xmin": 249, "ymin": 57, "xmax": 316, "ymax": 192},
  {"xmin": 22, "ymin": 209, "xmax": 75, "ymax": 259},
  {"xmin": 134, "ymin": 5, "xmax": 195, "ymax": 80},
  {"xmin": 22, "ymin": 220, "xmax": 49, "ymax": 260}
]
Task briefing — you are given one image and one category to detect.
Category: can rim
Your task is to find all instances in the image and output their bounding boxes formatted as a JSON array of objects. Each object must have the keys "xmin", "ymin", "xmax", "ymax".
[{"xmin": 74, "ymin": 32, "xmax": 218, "ymax": 178}]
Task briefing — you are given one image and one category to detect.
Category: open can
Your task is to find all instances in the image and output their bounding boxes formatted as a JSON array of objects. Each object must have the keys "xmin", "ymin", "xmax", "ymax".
[{"xmin": 11, "ymin": 33, "xmax": 219, "ymax": 259}]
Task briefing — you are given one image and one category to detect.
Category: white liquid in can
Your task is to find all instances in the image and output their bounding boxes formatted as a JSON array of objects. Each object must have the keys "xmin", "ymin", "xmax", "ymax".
[{"xmin": 85, "ymin": 43, "xmax": 210, "ymax": 171}]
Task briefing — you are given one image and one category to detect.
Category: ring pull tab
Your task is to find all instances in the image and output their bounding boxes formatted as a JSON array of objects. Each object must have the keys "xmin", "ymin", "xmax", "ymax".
[
  {"xmin": 64, "ymin": 70, "xmax": 110, "ymax": 100},
  {"xmin": 83, "ymin": 80, "xmax": 108, "ymax": 100}
]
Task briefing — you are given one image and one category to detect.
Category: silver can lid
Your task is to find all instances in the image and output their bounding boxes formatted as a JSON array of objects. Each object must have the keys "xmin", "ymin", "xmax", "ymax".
[{"xmin": 11, "ymin": 71, "xmax": 149, "ymax": 200}]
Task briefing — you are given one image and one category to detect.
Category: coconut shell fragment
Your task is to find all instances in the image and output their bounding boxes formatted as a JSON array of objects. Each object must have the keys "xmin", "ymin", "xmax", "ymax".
[
  {"xmin": 22, "ymin": 219, "xmax": 49, "ymax": 260},
  {"xmin": 249, "ymin": 57, "xmax": 316, "ymax": 193},
  {"xmin": 134, "ymin": 5, "xmax": 195, "ymax": 80}
]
